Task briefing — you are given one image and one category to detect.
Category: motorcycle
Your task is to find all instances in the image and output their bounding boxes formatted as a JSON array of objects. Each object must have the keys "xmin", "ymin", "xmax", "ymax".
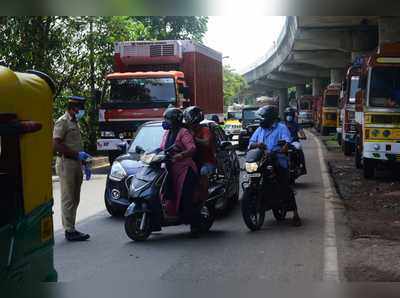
[
  {"xmin": 241, "ymin": 145, "xmax": 288, "ymax": 231},
  {"xmin": 124, "ymin": 145, "xmax": 222, "ymax": 241}
]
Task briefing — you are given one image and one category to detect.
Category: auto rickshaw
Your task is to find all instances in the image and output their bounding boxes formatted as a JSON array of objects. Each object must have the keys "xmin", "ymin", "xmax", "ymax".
[{"xmin": 0, "ymin": 66, "xmax": 57, "ymax": 283}]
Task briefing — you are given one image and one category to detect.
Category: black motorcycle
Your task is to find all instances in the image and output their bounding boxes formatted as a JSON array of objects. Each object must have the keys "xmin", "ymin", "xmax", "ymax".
[
  {"xmin": 124, "ymin": 146, "xmax": 222, "ymax": 241},
  {"xmin": 241, "ymin": 147, "xmax": 288, "ymax": 231}
]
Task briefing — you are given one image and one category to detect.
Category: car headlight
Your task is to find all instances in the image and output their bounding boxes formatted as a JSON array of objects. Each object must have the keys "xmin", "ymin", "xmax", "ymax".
[
  {"xmin": 245, "ymin": 162, "xmax": 259, "ymax": 173},
  {"xmin": 109, "ymin": 161, "xmax": 127, "ymax": 181}
]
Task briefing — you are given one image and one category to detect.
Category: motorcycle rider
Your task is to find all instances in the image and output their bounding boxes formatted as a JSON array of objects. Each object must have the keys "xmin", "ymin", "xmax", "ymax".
[
  {"xmin": 283, "ymin": 107, "xmax": 307, "ymax": 175},
  {"xmin": 183, "ymin": 106, "xmax": 217, "ymax": 202},
  {"xmin": 160, "ymin": 107, "xmax": 201, "ymax": 236},
  {"xmin": 248, "ymin": 105, "xmax": 302, "ymax": 226}
]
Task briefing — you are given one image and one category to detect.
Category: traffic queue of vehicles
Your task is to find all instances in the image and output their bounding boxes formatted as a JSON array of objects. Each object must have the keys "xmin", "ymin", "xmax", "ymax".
[{"xmin": 309, "ymin": 42, "xmax": 400, "ymax": 179}]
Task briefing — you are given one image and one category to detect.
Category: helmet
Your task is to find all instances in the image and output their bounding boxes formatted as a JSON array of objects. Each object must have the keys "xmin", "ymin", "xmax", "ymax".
[
  {"xmin": 284, "ymin": 107, "xmax": 296, "ymax": 118},
  {"xmin": 163, "ymin": 107, "xmax": 183, "ymax": 126},
  {"xmin": 256, "ymin": 105, "xmax": 278, "ymax": 128},
  {"xmin": 183, "ymin": 106, "xmax": 204, "ymax": 125}
]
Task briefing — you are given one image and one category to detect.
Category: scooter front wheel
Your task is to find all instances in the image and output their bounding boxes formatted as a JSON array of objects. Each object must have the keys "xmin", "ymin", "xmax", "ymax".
[
  {"xmin": 125, "ymin": 212, "xmax": 151, "ymax": 241},
  {"xmin": 199, "ymin": 204, "xmax": 216, "ymax": 233}
]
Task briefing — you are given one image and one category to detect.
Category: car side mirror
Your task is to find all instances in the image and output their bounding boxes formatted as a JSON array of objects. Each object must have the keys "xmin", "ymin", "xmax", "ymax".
[
  {"xmin": 135, "ymin": 145, "xmax": 145, "ymax": 155},
  {"xmin": 182, "ymin": 86, "xmax": 190, "ymax": 99},
  {"xmin": 117, "ymin": 141, "xmax": 128, "ymax": 154},
  {"xmin": 220, "ymin": 141, "xmax": 233, "ymax": 151}
]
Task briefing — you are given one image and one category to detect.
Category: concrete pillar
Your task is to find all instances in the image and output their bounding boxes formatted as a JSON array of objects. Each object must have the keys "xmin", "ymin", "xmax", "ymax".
[
  {"xmin": 278, "ymin": 88, "xmax": 288, "ymax": 118},
  {"xmin": 295, "ymin": 84, "xmax": 305, "ymax": 98},
  {"xmin": 378, "ymin": 17, "xmax": 400, "ymax": 45},
  {"xmin": 330, "ymin": 68, "xmax": 344, "ymax": 84},
  {"xmin": 312, "ymin": 78, "xmax": 323, "ymax": 97}
]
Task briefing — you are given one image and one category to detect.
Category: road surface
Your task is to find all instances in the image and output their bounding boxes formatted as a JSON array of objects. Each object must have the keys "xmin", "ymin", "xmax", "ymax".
[{"xmin": 52, "ymin": 132, "xmax": 346, "ymax": 284}]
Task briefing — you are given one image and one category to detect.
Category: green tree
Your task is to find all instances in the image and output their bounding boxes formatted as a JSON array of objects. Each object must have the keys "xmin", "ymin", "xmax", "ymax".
[
  {"xmin": 223, "ymin": 65, "xmax": 247, "ymax": 106},
  {"xmin": 0, "ymin": 16, "xmax": 209, "ymax": 153}
]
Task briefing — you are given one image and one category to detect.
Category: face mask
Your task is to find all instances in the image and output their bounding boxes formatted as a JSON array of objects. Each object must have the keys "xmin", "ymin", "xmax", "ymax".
[
  {"xmin": 162, "ymin": 121, "xmax": 171, "ymax": 130},
  {"xmin": 76, "ymin": 110, "xmax": 85, "ymax": 120},
  {"xmin": 260, "ymin": 119, "xmax": 273, "ymax": 129},
  {"xmin": 286, "ymin": 116, "xmax": 293, "ymax": 122}
]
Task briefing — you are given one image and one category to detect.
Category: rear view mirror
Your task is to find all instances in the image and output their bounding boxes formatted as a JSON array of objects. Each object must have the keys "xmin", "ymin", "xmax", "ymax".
[
  {"xmin": 135, "ymin": 145, "xmax": 145, "ymax": 155},
  {"xmin": 182, "ymin": 86, "xmax": 190, "ymax": 99},
  {"xmin": 220, "ymin": 141, "xmax": 233, "ymax": 151},
  {"xmin": 117, "ymin": 142, "xmax": 128, "ymax": 154}
]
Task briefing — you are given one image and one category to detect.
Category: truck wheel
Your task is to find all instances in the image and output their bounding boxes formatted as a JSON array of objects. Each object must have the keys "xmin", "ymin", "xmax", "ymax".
[
  {"xmin": 363, "ymin": 158, "xmax": 375, "ymax": 179},
  {"xmin": 343, "ymin": 141, "xmax": 353, "ymax": 156},
  {"xmin": 320, "ymin": 126, "xmax": 328, "ymax": 136}
]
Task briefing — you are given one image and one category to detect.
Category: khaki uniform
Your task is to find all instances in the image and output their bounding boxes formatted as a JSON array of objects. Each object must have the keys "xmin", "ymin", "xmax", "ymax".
[{"xmin": 53, "ymin": 112, "xmax": 83, "ymax": 232}]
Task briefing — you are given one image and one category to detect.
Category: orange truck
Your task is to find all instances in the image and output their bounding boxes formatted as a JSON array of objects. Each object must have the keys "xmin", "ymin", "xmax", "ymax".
[{"xmin": 97, "ymin": 40, "xmax": 223, "ymax": 162}]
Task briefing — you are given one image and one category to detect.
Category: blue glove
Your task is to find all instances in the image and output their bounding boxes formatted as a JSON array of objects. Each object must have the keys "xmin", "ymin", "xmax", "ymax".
[
  {"xmin": 84, "ymin": 165, "xmax": 92, "ymax": 181},
  {"xmin": 78, "ymin": 151, "xmax": 91, "ymax": 161}
]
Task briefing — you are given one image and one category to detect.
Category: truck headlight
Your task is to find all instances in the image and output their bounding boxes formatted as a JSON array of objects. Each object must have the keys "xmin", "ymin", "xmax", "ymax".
[
  {"xmin": 245, "ymin": 162, "xmax": 259, "ymax": 173},
  {"xmin": 109, "ymin": 161, "xmax": 127, "ymax": 181}
]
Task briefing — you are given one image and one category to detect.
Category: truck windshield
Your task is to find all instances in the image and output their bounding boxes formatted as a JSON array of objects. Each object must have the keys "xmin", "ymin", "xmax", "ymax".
[
  {"xmin": 369, "ymin": 67, "xmax": 400, "ymax": 108},
  {"xmin": 243, "ymin": 109, "xmax": 258, "ymax": 120},
  {"xmin": 348, "ymin": 76, "xmax": 359, "ymax": 103},
  {"xmin": 299, "ymin": 101, "xmax": 311, "ymax": 110},
  {"xmin": 324, "ymin": 95, "xmax": 338, "ymax": 107},
  {"xmin": 108, "ymin": 77, "xmax": 176, "ymax": 104}
]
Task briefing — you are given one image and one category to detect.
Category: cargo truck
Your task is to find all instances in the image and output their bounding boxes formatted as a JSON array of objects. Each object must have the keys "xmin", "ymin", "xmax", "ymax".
[
  {"xmin": 319, "ymin": 83, "xmax": 341, "ymax": 136},
  {"xmin": 97, "ymin": 40, "xmax": 223, "ymax": 162},
  {"xmin": 354, "ymin": 43, "xmax": 400, "ymax": 178}
]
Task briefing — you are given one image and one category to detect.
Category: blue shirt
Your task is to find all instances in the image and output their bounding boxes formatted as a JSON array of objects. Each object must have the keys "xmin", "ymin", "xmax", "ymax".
[{"xmin": 249, "ymin": 122, "xmax": 292, "ymax": 168}]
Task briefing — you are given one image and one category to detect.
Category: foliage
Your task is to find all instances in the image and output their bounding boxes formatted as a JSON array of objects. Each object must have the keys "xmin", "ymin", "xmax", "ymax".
[
  {"xmin": 223, "ymin": 65, "xmax": 247, "ymax": 106},
  {"xmin": 0, "ymin": 16, "xmax": 208, "ymax": 153}
]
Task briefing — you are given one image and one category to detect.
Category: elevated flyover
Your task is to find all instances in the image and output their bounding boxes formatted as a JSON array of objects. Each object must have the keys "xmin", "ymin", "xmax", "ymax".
[{"xmin": 243, "ymin": 16, "xmax": 400, "ymax": 115}]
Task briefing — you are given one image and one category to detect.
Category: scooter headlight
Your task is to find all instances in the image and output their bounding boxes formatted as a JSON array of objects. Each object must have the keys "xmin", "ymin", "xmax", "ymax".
[
  {"xmin": 109, "ymin": 161, "xmax": 127, "ymax": 181},
  {"xmin": 245, "ymin": 162, "xmax": 259, "ymax": 173}
]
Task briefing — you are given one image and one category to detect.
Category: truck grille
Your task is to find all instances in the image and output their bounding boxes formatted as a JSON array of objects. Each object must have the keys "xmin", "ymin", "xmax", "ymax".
[{"xmin": 150, "ymin": 44, "xmax": 175, "ymax": 57}]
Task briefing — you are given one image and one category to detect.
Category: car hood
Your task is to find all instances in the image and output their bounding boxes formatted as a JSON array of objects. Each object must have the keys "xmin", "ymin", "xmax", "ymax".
[{"xmin": 115, "ymin": 153, "xmax": 145, "ymax": 176}]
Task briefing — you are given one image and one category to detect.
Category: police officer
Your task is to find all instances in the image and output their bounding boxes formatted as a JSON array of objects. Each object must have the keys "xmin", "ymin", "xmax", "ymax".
[{"xmin": 53, "ymin": 96, "xmax": 91, "ymax": 241}]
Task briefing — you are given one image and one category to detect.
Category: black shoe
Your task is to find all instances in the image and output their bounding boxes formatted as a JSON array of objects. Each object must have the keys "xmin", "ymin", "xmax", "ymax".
[
  {"xmin": 292, "ymin": 216, "xmax": 302, "ymax": 227},
  {"xmin": 65, "ymin": 230, "xmax": 90, "ymax": 241}
]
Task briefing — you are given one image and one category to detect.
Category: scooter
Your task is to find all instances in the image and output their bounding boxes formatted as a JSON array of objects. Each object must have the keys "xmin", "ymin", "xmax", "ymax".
[{"xmin": 124, "ymin": 145, "xmax": 223, "ymax": 241}]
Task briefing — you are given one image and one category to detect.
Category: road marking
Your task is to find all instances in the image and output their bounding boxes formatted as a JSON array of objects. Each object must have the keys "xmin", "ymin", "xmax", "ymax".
[{"xmin": 308, "ymin": 132, "xmax": 340, "ymax": 281}]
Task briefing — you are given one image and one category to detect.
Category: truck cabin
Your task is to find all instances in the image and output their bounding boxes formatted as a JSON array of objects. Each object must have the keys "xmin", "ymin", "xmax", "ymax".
[
  {"xmin": 356, "ymin": 43, "xmax": 400, "ymax": 110},
  {"xmin": 102, "ymin": 71, "xmax": 189, "ymax": 109},
  {"xmin": 323, "ymin": 85, "xmax": 341, "ymax": 108}
]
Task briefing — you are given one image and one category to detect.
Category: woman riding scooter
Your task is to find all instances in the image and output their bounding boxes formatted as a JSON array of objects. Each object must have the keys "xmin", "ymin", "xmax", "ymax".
[{"xmin": 160, "ymin": 107, "xmax": 202, "ymax": 236}]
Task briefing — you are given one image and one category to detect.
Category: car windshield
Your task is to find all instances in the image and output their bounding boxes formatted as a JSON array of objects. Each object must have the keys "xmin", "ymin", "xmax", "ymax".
[
  {"xmin": 227, "ymin": 111, "xmax": 242, "ymax": 120},
  {"xmin": 369, "ymin": 67, "xmax": 400, "ymax": 108},
  {"xmin": 348, "ymin": 76, "xmax": 360, "ymax": 103},
  {"xmin": 243, "ymin": 109, "xmax": 258, "ymax": 120},
  {"xmin": 107, "ymin": 77, "xmax": 176, "ymax": 104},
  {"xmin": 324, "ymin": 95, "xmax": 338, "ymax": 107},
  {"xmin": 128, "ymin": 124, "xmax": 164, "ymax": 153}
]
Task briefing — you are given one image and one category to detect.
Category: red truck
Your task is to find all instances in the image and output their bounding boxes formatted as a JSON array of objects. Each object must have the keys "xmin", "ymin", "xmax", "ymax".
[{"xmin": 97, "ymin": 40, "xmax": 223, "ymax": 162}]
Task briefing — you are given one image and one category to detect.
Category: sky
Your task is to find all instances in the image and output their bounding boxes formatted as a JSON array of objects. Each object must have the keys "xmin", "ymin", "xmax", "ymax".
[{"xmin": 204, "ymin": 16, "xmax": 285, "ymax": 74}]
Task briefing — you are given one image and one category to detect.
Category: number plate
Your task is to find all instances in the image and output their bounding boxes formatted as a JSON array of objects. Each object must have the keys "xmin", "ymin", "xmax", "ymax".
[{"xmin": 246, "ymin": 173, "xmax": 261, "ymax": 178}]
